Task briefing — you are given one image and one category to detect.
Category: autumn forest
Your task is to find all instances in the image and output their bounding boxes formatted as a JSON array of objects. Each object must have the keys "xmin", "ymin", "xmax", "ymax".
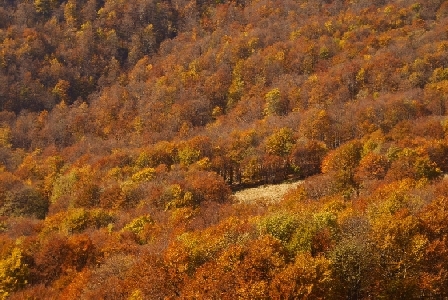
[{"xmin": 2, "ymin": 0, "xmax": 448, "ymax": 298}]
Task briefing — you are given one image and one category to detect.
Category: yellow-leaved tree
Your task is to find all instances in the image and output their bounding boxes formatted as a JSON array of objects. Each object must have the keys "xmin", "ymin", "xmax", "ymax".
[{"xmin": 0, "ymin": 247, "xmax": 28, "ymax": 299}]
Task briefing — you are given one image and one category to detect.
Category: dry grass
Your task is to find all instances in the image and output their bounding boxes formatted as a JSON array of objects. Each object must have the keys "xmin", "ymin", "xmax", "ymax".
[{"xmin": 233, "ymin": 181, "xmax": 303, "ymax": 204}]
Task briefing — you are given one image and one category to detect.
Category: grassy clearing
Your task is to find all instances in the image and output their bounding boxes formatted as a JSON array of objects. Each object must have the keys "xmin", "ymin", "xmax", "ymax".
[{"xmin": 233, "ymin": 181, "xmax": 303, "ymax": 204}]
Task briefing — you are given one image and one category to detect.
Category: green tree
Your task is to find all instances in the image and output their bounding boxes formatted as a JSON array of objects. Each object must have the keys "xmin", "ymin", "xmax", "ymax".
[
  {"xmin": 258, "ymin": 212, "xmax": 299, "ymax": 244},
  {"xmin": 265, "ymin": 127, "xmax": 295, "ymax": 158},
  {"xmin": 264, "ymin": 88, "xmax": 287, "ymax": 116},
  {"xmin": 227, "ymin": 60, "xmax": 245, "ymax": 108}
]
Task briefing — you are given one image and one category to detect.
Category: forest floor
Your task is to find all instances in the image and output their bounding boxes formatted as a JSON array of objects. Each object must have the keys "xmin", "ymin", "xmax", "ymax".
[{"xmin": 233, "ymin": 180, "xmax": 303, "ymax": 204}]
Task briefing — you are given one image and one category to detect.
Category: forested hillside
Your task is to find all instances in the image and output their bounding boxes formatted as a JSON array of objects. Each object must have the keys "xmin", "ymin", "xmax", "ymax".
[{"xmin": 2, "ymin": 0, "xmax": 448, "ymax": 298}]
